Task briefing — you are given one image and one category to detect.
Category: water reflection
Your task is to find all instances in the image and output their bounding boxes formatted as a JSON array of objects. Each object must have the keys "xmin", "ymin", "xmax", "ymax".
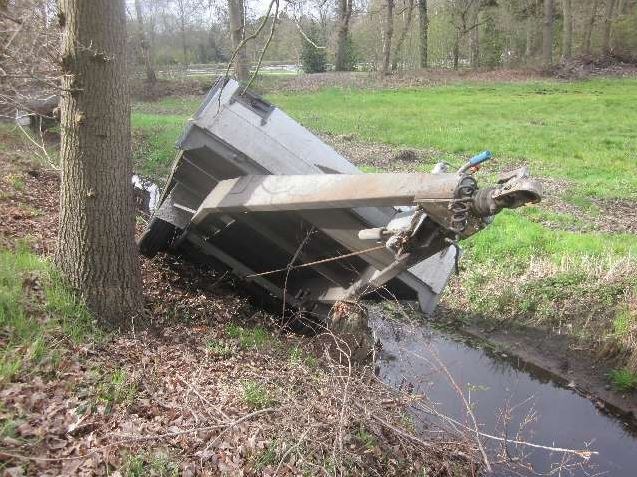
[{"xmin": 372, "ymin": 314, "xmax": 637, "ymax": 476}]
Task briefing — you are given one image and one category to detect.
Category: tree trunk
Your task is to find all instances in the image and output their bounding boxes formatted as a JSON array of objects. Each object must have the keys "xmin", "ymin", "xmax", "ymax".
[
  {"xmin": 134, "ymin": 0, "xmax": 156, "ymax": 84},
  {"xmin": 391, "ymin": 0, "xmax": 415, "ymax": 71},
  {"xmin": 584, "ymin": 0, "xmax": 599, "ymax": 55},
  {"xmin": 176, "ymin": 0, "xmax": 188, "ymax": 64},
  {"xmin": 418, "ymin": 0, "xmax": 428, "ymax": 68},
  {"xmin": 391, "ymin": 0, "xmax": 414, "ymax": 71},
  {"xmin": 616, "ymin": 0, "xmax": 626, "ymax": 15},
  {"xmin": 380, "ymin": 0, "xmax": 394, "ymax": 75},
  {"xmin": 602, "ymin": 0, "xmax": 616, "ymax": 54},
  {"xmin": 561, "ymin": 0, "xmax": 573, "ymax": 60},
  {"xmin": 228, "ymin": 0, "xmax": 249, "ymax": 81},
  {"xmin": 470, "ymin": 11, "xmax": 480, "ymax": 68},
  {"xmin": 525, "ymin": 17, "xmax": 534, "ymax": 58},
  {"xmin": 453, "ymin": 30, "xmax": 460, "ymax": 69},
  {"xmin": 542, "ymin": 0, "xmax": 555, "ymax": 67},
  {"xmin": 180, "ymin": 16, "xmax": 187, "ymax": 63},
  {"xmin": 334, "ymin": 0, "xmax": 353, "ymax": 71},
  {"xmin": 57, "ymin": 0, "xmax": 143, "ymax": 327}
]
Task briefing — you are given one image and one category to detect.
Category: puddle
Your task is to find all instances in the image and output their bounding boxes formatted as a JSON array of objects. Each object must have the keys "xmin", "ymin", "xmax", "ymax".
[{"xmin": 373, "ymin": 315, "xmax": 637, "ymax": 476}]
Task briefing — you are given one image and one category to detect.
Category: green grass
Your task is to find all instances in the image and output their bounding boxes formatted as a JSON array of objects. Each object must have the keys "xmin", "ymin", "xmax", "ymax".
[
  {"xmin": 131, "ymin": 97, "xmax": 202, "ymax": 182},
  {"xmin": 131, "ymin": 78, "xmax": 637, "ymax": 199},
  {"xmin": 253, "ymin": 440, "xmax": 279, "ymax": 470},
  {"xmin": 354, "ymin": 425, "xmax": 377, "ymax": 450},
  {"xmin": 121, "ymin": 452, "xmax": 179, "ymax": 477},
  {"xmin": 131, "ymin": 114, "xmax": 186, "ymax": 181},
  {"xmin": 0, "ymin": 246, "xmax": 97, "ymax": 382},
  {"xmin": 226, "ymin": 323, "xmax": 270, "ymax": 349},
  {"xmin": 288, "ymin": 345, "xmax": 318, "ymax": 368},
  {"xmin": 609, "ymin": 368, "xmax": 637, "ymax": 392},
  {"xmin": 98, "ymin": 368, "xmax": 138, "ymax": 410},
  {"xmin": 242, "ymin": 380, "xmax": 274, "ymax": 409},
  {"xmin": 6, "ymin": 173, "xmax": 25, "ymax": 191},
  {"xmin": 517, "ymin": 206, "xmax": 588, "ymax": 230},
  {"xmin": 268, "ymin": 79, "xmax": 637, "ymax": 200},
  {"xmin": 206, "ymin": 338, "xmax": 234, "ymax": 358},
  {"xmin": 613, "ymin": 307, "xmax": 636, "ymax": 337},
  {"xmin": 462, "ymin": 211, "xmax": 637, "ymax": 269}
]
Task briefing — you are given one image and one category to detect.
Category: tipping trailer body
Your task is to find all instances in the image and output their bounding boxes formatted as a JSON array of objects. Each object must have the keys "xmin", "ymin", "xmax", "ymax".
[{"xmin": 139, "ymin": 78, "xmax": 541, "ymax": 318}]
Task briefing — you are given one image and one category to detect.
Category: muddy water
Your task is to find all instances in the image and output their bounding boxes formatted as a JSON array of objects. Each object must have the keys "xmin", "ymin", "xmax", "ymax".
[{"xmin": 372, "ymin": 316, "xmax": 637, "ymax": 476}]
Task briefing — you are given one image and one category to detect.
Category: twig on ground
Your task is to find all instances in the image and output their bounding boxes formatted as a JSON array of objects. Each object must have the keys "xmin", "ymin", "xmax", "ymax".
[{"xmin": 177, "ymin": 375, "xmax": 230, "ymax": 421}]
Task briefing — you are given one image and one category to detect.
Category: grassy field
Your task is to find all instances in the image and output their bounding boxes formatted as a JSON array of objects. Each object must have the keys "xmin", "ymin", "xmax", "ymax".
[
  {"xmin": 131, "ymin": 77, "xmax": 637, "ymax": 376},
  {"xmin": 269, "ymin": 78, "xmax": 637, "ymax": 200}
]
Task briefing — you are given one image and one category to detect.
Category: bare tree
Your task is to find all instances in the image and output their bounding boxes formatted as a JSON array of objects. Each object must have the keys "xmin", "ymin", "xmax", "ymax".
[
  {"xmin": 380, "ymin": 0, "xmax": 395, "ymax": 75},
  {"xmin": 542, "ymin": 0, "xmax": 554, "ymax": 67},
  {"xmin": 584, "ymin": 0, "xmax": 599, "ymax": 55},
  {"xmin": 391, "ymin": 0, "xmax": 415, "ymax": 71},
  {"xmin": 173, "ymin": 0, "xmax": 207, "ymax": 64},
  {"xmin": 561, "ymin": 0, "xmax": 573, "ymax": 61},
  {"xmin": 601, "ymin": 0, "xmax": 617, "ymax": 54},
  {"xmin": 334, "ymin": 0, "xmax": 354, "ymax": 71},
  {"xmin": 134, "ymin": 0, "xmax": 157, "ymax": 84},
  {"xmin": 228, "ymin": 0, "xmax": 249, "ymax": 80},
  {"xmin": 57, "ymin": 0, "xmax": 143, "ymax": 326},
  {"xmin": 0, "ymin": 0, "xmax": 59, "ymax": 120},
  {"xmin": 418, "ymin": 0, "xmax": 428, "ymax": 68},
  {"xmin": 448, "ymin": 0, "xmax": 483, "ymax": 70},
  {"xmin": 470, "ymin": 8, "xmax": 480, "ymax": 68}
]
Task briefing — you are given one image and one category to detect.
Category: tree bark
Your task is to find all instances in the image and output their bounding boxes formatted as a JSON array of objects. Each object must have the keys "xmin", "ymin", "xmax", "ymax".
[
  {"xmin": 227, "ymin": 0, "xmax": 249, "ymax": 81},
  {"xmin": 418, "ymin": 0, "xmax": 428, "ymax": 68},
  {"xmin": 542, "ymin": 0, "xmax": 554, "ymax": 67},
  {"xmin": 176, "ymin": 0, "xmax": 188, "ymax": 64},
  {"xmin": 525, "ymin": 17, "xmax": 534, "ymax": 58},
  {"xmin": 57, "ymin": 0, "xmax": 143, "ymax": 327},
  {"xmin": 601, "ymin": 0, "xmax": 616, "ymax": 54},
  {"xmin": 134, "ymin": 0, "xmax": 156, "ymax": 84},
  {"xmin": 380, "ymin": 0, "xmax": 395, "ymax": 75},
  {"xmin": 561, "ymin": 0, "xmax": 573, "ymax": 60},
  {"xmin": 584, "ymin": 0, "xmax": 599, "ymax": 55},
  {"xmin": 391, "ymin": 0, "xmax": 415, "ymax": 71},
  {"xmin": 616, "ymin": 0, "xmax": 626, "ymax": 15},
  {"xmin": 470, "ymin": 10, "xmax": 480, "ymax": 68},
  {"xmin": 453, "ymin": 30, "xmax": 460, "ymax": 69},
  {"xmin": 334, "ymin": 0, "xmax": 354, "ymax": 71}
]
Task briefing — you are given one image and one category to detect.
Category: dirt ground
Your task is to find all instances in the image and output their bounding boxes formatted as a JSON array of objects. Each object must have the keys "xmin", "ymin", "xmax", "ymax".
[
  {"xmin": 127, "ymin": 59, "xmax": 637, "ymax": 101},
  {"xmin": 258, "ymin": 60, "xmax": 637, "ymax": 94},
  {"xmin": 0, "ymin": 134, "xmax": 479, "ymax": 475},
  {"xmin": 437, "ymin": 310, "xmax": 637, "ymax": 426}
]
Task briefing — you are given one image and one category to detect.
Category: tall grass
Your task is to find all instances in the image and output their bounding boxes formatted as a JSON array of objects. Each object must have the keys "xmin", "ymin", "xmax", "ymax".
[{"xmin": 0, "ymin": 245, "xmax": 97, "ymax": 382}]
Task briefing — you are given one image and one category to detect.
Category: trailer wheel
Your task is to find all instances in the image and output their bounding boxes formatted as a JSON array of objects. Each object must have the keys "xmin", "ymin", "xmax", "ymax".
[{"xmin": 138, "ymin": 218, "xmax": 177, "ymax": 258}]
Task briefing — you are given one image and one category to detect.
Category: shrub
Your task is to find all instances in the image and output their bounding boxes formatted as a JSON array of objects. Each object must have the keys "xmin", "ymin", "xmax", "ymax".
[{"xmin": 300, "ymin": 22, "xmax": 327, "ymax": 74}]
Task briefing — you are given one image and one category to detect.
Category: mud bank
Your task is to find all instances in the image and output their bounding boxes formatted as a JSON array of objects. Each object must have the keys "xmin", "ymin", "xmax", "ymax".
[{"xmin": 452, "ymin": 317, "xmax": 637, "ymax": 423}]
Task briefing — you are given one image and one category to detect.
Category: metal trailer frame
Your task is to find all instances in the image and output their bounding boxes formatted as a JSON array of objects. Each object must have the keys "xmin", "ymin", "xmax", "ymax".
[{"xmin": 139, "ymin": 77, "xmax": 541, "ymax": 319}]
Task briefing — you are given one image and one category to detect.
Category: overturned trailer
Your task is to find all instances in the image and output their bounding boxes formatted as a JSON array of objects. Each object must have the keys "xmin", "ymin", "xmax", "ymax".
[{"xmin": 139, "ymin": 78, "xmax": 542, "ymax": 320}]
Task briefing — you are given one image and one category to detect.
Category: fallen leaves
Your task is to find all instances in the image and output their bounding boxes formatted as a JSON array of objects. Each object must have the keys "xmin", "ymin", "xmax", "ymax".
[{"xmin": 0, "ymin": 137, "xmax": 477, "ymax": 476}]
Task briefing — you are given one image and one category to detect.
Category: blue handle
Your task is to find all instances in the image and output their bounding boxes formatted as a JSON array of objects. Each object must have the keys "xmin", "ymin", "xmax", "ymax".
[{"xmin": 469, "ymin": 150, "xmax": 492, "ymax": 166}]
